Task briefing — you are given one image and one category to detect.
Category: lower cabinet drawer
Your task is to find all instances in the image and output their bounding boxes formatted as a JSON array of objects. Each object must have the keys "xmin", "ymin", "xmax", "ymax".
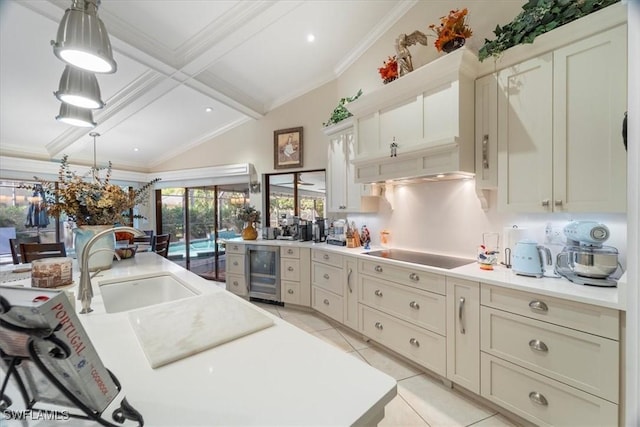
[
  {"xmin": 481, "ymin": 307, "xmax": 619, "ymax": 402},
  {"xmin": 226, "ymin": 274, "xmax": 247, "ymax": 297},
  {"xmin": 360, "ymin": 275, "xmax": 445, "ymax": 335},
  {"xmin": 360, "ymin": 305, "xmax": 446, "ymax": 376},
  {"xmin": 481, "ymin": 353, "xmax": 618, "ymax": 427},
  {"xmin": 227, "ymin": 254, "xmax": 245, "ymax": 275},
  {"xmin": 312, "ymin": 262, "xmax": 343, "ymax": 295},
  {"xmin": 282, "ymin": 280, "xmax": 301, "ymax": 305},
  {"xmin": 312, "ymin": 286, "xmax": 343, "ymax": 323}
]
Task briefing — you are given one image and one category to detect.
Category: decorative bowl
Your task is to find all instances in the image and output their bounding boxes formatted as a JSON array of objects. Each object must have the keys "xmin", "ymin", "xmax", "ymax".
[{"xmin": 115, "ymin": 245, "xmax": 137, "ymax": 260}]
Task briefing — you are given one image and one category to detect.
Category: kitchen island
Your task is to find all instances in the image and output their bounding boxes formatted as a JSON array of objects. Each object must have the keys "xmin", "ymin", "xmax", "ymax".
[{"xmin": 0, "ymin": 253, "xmax": 396, "ymax": 426}]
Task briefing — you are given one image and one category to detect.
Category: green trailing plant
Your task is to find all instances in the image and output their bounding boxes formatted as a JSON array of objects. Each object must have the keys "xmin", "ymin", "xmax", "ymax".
[
  {"xmin": 478, "ymin": 0, "xmax": 620, "ymax": 62},
  {"xmin": 322, "ymin": 89, "xmax": 363, "ymax": 127}
]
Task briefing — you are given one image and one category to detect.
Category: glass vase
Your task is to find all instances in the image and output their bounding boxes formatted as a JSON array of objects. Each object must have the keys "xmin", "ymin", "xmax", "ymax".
[{"xmin": 74, "ymin": 225, "xmax": 116, "ymax": 272}]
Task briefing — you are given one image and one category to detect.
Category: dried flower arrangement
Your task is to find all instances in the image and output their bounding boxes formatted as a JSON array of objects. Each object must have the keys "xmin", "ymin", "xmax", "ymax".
[
  {"xmin": 21, "ymin": 155, "xmax": 159, "ymax": 226},
  {"xmin": 429, "ymin": 8, "xmax": 473, "ymax": 52},
  {"xmin": 236, "ymin": 205, "xmax": 261, "ymax": 224},
  {"xmin": 378, "ymin": 56, "xmax": 398, "ymax": 83}
]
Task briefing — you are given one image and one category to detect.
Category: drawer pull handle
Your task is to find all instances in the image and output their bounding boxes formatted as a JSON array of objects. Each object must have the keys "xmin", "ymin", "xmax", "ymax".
[
  {"xmin": 323, "ymin": 254, "xmax": 330, "ymax": 260},
  {"xmin": 374, "ymin": 322, "xmax": 383, "ymax": 330},
  {"xmin": 529, "ymin": 339, "xmax": 549, "ymax": 353},
  {"xmin": 323, "ymin": 273, "xmax": 330, "ymax": 280},
  {"xmin": 374, "ymin": 290, "xmax": 383, "ymax": 297},
  {"xmin": 233, "ymin": 261, "xmax": 238, "ymax": 266},
  {"xmin": 409, "ymin": 301, "xmax": 420, "ymax": 310},
  {"xmin": 375, "ymin": 265, "xmax": 383, "ymax": 273},
  {"xmin": 288, "ymin": 266, "xmax": 294, "ymax": 272},
  {"xmin": 409, "ymin": 273, "xmax": 419, "ymax": 282},
  {"xmin": 347, "ymin": 268, "xmax": 353, "ymax": 293},
  {"xmin": 409, "ymin": 338, "xmax": 420, "ymax": 347},
  {"xmin": 288, "ymin": 289, "xmax": 294, "ymax": 294},
  {"xmin": 541, "ymin": 199, "xmax": 550, "ymax": 207},
  {"xmin": 528, "ymin": 391, "xmax": 548, "ymax": 406},
  {"xmin": 323, "ymin": 299, "xmax": 330, "ymax": 305},
  {"xmin": 232, "ymin": 245, "xmax": 238, "ymax": 250},
  {"xmin": 529, "ymin": 300, "xmax": 548, "ymax": 313},
  {"xmin": 287, "ymin": 249, "xmax": 294, "ymax": 254},
  {"xmin": 458, "ymin": 297, "xmax": 466, "ymax": 334},
  {"xmin": 233, "ymin": 281, "xmax": 238, "ymax": 286}
]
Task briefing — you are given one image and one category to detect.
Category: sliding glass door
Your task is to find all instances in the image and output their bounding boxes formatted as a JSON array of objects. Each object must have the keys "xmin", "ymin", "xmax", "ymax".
[{"xmin": 158, "ymin": 184, "xmax": 247, "ymax": 281}]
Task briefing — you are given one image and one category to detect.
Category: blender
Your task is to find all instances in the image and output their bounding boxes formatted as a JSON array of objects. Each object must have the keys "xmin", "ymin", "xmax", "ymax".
[{"xmin": 555, "ymin": 221, "xmax": 621, "ymax": 287}]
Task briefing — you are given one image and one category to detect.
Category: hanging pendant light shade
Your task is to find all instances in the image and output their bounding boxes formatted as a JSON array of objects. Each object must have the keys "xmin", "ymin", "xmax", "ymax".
[
  {"xmin": 52, "ymin": 0, "xmax": 117, "ymax": 74},
  {"xmin": 54, "ymin": 65, "xmax": 104, "ymax": 109},
  {"xmin": 56, "ymin": 103, "xmax": 96, "ymax": 128}
]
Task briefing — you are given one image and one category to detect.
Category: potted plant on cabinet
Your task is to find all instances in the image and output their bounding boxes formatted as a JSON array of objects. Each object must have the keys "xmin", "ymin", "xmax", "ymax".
[{"xmin": 237, "ymin": 205, "xmax": 261, "ymax": 240}]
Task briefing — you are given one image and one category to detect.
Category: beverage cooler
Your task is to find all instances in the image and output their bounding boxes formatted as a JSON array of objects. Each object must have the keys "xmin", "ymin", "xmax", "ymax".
[{"xmin": 245, "ymin": 245, "xmax": 281, "ymax": 302}]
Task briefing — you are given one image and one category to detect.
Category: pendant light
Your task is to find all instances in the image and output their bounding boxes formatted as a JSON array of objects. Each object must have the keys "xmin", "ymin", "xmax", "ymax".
[
  {"xmin": 56, "ymin": 103, "xmax": 96, "ymax": 128},
  {"xmin": 52, "ymin": 0, "xmax": 117, "ymax": 74},
  {"xmin": 54, "ymin": 65, "xmax": 104, "ymax": 109}
]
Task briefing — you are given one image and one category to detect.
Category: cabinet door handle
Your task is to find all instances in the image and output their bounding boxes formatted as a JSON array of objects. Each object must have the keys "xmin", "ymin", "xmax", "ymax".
[
  {"xmin": 374, "ymin": 322, "xmax": 383, "ymax": 330},
  {"xmin": 409, "ymin": 338, "xmax": 420, "ymax": 347},
  {"xmin": 287, "ymin": 249, "xmax": 294, "ymax": 254},
  {"xmin": 347, "ymin": 267, "xmax": 353, "ymax": 293},
  {"xmin": 409, "ymin": 301, "xmax": 420, "ymax": 310},
  {"xmin": 288, "ymin": 289, "xmax": 294, "ymax": 294},
  {"xmin": 323, "ymin": 273, "xmax": 330, "ymax": 280},
  {"xmin": 409, "ymin": 273, "xmax": 419, "ymax": 282},
  {"xmin": 287, "ymin": 266, "xmax": 294, "ymax": 272},
  {"xmin": 323, "ymin": 299, "xmax": 330, "ymax": 305},
  {"xmin": 541, "ymin": 199, "xmax": 550, "ymax": 207},
  {"xmin": 529, "ymin": 300, "xmax": 548, "ymax": 313},
  {"xmin": 374, "ymin": 265, "xmax": 383, "ymax": 273},
  {"xmin": 374, "ymin": 289, "xmax": 383, "ymax": 297},
  {"xmin": 528, "ymin": 391, "xmax": 548, "ymax": 406},
  {"xmin": 482, "ymin": 134, "xmax": 490, "ymax": 170},
  {"xmin": 554, "ymin": 200, "xmax": 563, "ymax": 207},
  {"xmin": 323, "ymin": 254, "xmax": 330, "ymax": 260},
  {"xmin": 458, "ymin": 297, "xmax": 466, "ymax": 334},
  {"xmin": 529, "ymin": 339, "xmax": 549, "ymax": 353}
]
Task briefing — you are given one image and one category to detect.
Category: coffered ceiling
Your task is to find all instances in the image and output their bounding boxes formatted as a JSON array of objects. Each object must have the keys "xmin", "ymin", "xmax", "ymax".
[{"xmin": 0, "ymin": 1, "xmax": 524, "ymax": 173}]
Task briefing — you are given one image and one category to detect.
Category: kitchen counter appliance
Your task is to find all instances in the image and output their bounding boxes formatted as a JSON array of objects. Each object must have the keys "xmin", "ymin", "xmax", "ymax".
[
  {"xmin": 555, "ymin": 221, "xmax": 620, "ymax": 287},
  {"xmin": 364, "ymin": 249, "xmax": 474, "ymax": 269},
  {"xmin": 512, "ymin": 240, "xmax": 552, "ymax": 278}
]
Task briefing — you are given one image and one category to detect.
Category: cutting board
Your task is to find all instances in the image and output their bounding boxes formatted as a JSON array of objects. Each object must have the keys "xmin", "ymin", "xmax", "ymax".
[{"xmin": 128, "ymin": 292, "xmax": 274, "ymax": 368}]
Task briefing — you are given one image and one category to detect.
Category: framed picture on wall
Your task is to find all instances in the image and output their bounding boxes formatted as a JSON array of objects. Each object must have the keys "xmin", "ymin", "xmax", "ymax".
[{"xmin": 274, "ymin": 127, "xmax": 303, "ymax": 169}]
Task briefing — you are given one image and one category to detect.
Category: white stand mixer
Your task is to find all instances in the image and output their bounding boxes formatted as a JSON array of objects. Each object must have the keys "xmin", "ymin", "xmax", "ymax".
[{"xmin": 555, "ymin": 221, "xmax": 621, "ymax": 287}]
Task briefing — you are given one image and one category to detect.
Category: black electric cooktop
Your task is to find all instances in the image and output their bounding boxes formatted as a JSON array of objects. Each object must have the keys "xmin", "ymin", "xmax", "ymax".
[{"xmin": 364, "ymin": 249, "xmax": 474, "ymax": 270}]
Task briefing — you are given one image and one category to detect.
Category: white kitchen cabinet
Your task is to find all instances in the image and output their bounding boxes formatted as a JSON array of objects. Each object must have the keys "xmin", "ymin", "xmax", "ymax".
[
  {"xmin": 474, "ymin": 74, "xmax": 498, "ymax": 190},
  {"xmin": 343, "ymin": 256, "xmax": 359, "ymax": 331},
  {"xmin": 446, "ymin": 278, "xmax": 480, "ymax": 394},
  {"xmin": 497, "ymin": 25, "xmax": 627, "ymax": 213},
  {"xmin": 324, "ymin": 119, "xmax": 378, "ymax": 213},
  {"xmin": 225, "ymin": 242, "xmax": 246, "ymax": 297},
  {"xmin": 479, "ymin": 283, "xmax": 619, "ymax": 426},
  {"xmin": 311, "ymin": 249, "xmax": 344, "ymax": 323},
  {"xmin": 281, "ymin": 246, "xmax": 310, "ymax": 307}
]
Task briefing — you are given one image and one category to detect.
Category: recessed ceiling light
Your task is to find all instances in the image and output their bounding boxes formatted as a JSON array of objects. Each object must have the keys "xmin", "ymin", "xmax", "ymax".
[
  {"xmin": 205, "ymin": 107, "xmax": 213, "ymax": 113},
  {"xmin": 307, "ymin": 34, "xmax": 315, "ymax": 43},
  {"xmin": 436, "ymin": 174, "xmax": 445, "ymax": 178},
  {"xmin": 133, "ymin": 148, "xmax": 139, "ymax": 152}
]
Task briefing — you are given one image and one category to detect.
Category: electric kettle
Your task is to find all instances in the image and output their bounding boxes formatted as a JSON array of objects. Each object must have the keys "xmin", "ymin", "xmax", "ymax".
[{"xmin": 512, "ymin": 239, "xmax": 552, "ymax": 278}]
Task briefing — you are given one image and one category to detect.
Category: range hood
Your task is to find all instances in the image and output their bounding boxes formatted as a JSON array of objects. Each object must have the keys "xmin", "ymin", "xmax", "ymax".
[{"xmin": 345, "ymin": 48, "xmax": 478, "ymax": 184}]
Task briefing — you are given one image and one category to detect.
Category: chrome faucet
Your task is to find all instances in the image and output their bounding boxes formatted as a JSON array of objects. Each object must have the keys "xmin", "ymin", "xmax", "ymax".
[{"xmin": 78, "ymin": 226, "xmax": 146, "ymax": 314}]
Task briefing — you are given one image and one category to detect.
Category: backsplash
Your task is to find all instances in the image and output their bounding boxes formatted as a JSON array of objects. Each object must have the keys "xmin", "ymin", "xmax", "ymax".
[{"xmin": 346, "ymin": 179, "xmax": 628, "ymax": 269}]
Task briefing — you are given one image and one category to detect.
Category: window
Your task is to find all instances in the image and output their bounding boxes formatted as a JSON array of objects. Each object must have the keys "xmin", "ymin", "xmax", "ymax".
[{"xmin": 265, "ymin": 170, "xmax": 325, "ymax": 227}]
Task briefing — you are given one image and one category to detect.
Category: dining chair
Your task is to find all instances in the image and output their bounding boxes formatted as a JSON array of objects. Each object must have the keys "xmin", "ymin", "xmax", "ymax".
[
  {"xmin": 152, "ymin": 233, "xmax": 171, "ymax": 258},
  {"xmin": 9, "ymin": 236, "xmax": 40, "ymax": 264},
  {"xmin": 20, "ymin": 242, "xmax": 67, "ymax": 263},
  {"xmin": 133, "ymin": 229, "xmax": 153, "ymax": 244}
]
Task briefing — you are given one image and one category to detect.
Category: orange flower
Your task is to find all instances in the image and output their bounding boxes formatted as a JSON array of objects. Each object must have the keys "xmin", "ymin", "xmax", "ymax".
[
  {"xmin": 429, "ymin": 8, "xmax": 473, "ymax": 52},
  {"xmin": 377, "ymin": 56, "xmax": 398, "ymax": 81}
]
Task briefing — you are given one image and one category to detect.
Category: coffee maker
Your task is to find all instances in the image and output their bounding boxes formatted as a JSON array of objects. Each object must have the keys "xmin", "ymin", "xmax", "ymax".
[{"xmin": 555, "ymin": 221, "xmax": 621, "ymax": 287}]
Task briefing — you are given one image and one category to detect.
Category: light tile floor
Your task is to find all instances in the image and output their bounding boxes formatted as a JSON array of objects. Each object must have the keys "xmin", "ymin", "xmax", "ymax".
[{"xmin": 251, "ymin": 301, "xmax": 521, "ymax": 427}]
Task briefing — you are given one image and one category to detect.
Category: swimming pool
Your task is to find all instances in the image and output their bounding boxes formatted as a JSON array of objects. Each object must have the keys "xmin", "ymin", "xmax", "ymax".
[{"xmin": 168, "ymin": 237, "xmax": 238, "ymax": 258}]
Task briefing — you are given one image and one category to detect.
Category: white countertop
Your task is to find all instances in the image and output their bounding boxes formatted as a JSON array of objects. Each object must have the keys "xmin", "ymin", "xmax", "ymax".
[
  {"xmin": 0, "ymin": 253, "xmax": 396, "ymax": 426},
  {"xmin": 227, "ymin": 238, "xmax": 624, "ymax": 310}
]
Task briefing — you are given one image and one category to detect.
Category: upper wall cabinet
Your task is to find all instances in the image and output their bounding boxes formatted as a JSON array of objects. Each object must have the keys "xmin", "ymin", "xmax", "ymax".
[
  {"xmin": 496, "ymin": 24, "xmax": 627, "ymax": 213},
  {"xmin": 346, "ymin": 48, "xmax": 478, "ymax": 183},
  {"xmin": 323, "ymin": 119, "xmax": 378, "ymax": 214}
]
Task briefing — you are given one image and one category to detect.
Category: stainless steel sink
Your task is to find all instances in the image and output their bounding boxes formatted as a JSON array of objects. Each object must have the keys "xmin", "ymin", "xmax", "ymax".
[{"xmin": 99, "ymin": 273, "xmax": 198, "ymax": 313}]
